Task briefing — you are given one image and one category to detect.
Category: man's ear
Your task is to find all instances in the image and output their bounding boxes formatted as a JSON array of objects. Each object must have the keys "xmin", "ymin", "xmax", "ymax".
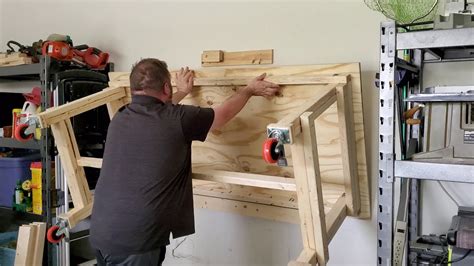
[{"xmin": 163, "ymin": 82, "xmax": 172, "ymax": 96}]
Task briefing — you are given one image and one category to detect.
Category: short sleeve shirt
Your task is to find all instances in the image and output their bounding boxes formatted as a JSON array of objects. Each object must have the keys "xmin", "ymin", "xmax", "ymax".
[{"xmin": 89, "ymin": 95, "xmax": 214, "ymax": 255}]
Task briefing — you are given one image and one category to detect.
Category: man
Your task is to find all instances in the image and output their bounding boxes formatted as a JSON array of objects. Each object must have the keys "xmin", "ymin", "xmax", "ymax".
[{"xmin": 90, "ymin": 58, "xmax": 280, "ymax": 265}]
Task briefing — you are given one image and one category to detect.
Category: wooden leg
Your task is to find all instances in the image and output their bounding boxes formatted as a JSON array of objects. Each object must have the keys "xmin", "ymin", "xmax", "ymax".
[
  {"xmin": 58, "ymin": 202, "xmax": 93, "ymax": 228},
  {"xmin": 336, "ymin": 84, "xmax": 360, "ymax": 216},
  {"xmin": 51, "ymin": 120, "xmax": 92, "ymax": 228},
  {"xmin": 291, "ymin": 111, "xmax": 329, "ymax": 266}
]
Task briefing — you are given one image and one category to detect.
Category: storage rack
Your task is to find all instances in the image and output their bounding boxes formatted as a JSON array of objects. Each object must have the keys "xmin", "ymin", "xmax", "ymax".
[
  {"xmin": 377, "ymin": 21, "xmax": 474, "ymax": 265},
  {"xmin": 0, "ymin": 56, "xmax": 56, "ymax": 265}
]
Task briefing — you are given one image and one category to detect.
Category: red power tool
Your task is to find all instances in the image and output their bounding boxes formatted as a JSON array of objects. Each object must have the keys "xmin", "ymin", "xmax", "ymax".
[
  {"xmin": 42, "ymin": 41, "xmax": 109, "ymax": 69},
  {"xmin": 73, "ymin": 45, "xmax": 109, "ymax": 69},
  {"xmin": 42, "ymin": 41, "xmax": 73, "ymax": 61}
]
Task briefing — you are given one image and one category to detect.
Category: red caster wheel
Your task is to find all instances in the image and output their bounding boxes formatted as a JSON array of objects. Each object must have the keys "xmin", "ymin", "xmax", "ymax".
[
  {"xmin": 14, "ymin": 123, "xmax": 33, "ymax": 142},
  {"xmin": 263, "ymin": 138, "xmax": 279, "ymax": 164},
  {"xmin": 47, "ymin": 225, "xmax": 65, "ymax": 244}
]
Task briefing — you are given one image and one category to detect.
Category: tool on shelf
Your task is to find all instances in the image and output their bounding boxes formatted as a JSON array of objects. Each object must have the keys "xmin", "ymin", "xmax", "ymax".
[
  {"xmin": 405, "ymin": 86, "xmax": 474, "ymax": 165},
  {"xmin": 42, "ymin": 34, "xmax": 109, "ymax": 69},
  {"xmin": 6, "ymin": 40, "xmax": 43, "ymax": 63}
]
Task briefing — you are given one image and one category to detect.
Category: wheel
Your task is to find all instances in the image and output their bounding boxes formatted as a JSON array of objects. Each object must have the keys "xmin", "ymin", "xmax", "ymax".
[
  {"xmin": 263, "ymin": 138, "xmax": 279, "ymax": 164},
  {"xmin": 14, "ymin": 123, "xmax": 33, "ymax": 142},
  {"xmin": 47, "ymin": 225, "xmax": 64, "ymax": 244}
]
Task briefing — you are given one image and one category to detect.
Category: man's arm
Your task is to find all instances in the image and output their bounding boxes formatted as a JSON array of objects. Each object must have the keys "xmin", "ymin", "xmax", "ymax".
[
  {"xmin": 211, "ymin": 73, "xmax": 280, "ymax": 130},
  {"xmin": 173, "ymin": 67, "xmax": 194, "ymax": 104}
]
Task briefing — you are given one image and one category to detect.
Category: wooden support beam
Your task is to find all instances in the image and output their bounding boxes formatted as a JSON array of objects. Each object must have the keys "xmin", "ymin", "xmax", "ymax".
[
  {"xmin": 291, "ymin": 112, "xmax": 329, "ymax": 266},
  {"xmin": 37, "ymin": 87, "xmax": 127, "ymax": 128},
  {"xmin": 201, "ymin": 49, "xmax": 273, "ymax": 67},
  {"xmin": 193, "ymin": 169, "xmax": 297, "ymax": 191},
  {"xmin": 336, "ymin": 83, "xmax": 360, "ymax": 216},
  {"xmin": 267, "ymin": 84, "xmax": 338, "ymax": 143},
  {"xmin": 77, "ymin": 157, "xmax": 103, "ymax": 168},
  {"xmin": 300, "ymin": 112, "xmax": 329, "ymax": 265},
  {"xmin": 325, "ymin": 195, "xmax": 347, "ymax": 242},
  {"xmin": 194, "ymin": 195, "xmax": 300, "ymax": 224},
  {"xmin": 75, "ymin": 159, "xmax": 297, "ymax": 191},
  {"xmin": 58, "ymin": 202, "xmax": 93, "ymax": 228},
  {"xmin": 51, "ymin": 120, "xmax": 92, "ymax": 209},
  {"xmin": 108, "ymin": 75, "xmax": 349, "ymax": 89}
]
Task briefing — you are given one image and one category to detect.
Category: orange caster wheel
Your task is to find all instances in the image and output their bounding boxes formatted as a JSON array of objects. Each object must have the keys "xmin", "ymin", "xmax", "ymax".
[
  {"xmin": 47, "ymin": 225, "xmax": 64, "ymax": 244},
  {"xmin": 14, "ymin": 123, "xmax": 33, "ymax": 142},
  {"xmin": 263, "ymin": 138, "xmax": 279, "ymax": 164}
]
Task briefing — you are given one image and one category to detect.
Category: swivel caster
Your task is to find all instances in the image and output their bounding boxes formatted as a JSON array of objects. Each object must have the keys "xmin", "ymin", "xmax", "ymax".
[
  {"xmin": 263, "ymin": 128, "xmax": 290, "ymax": 166},
  {"xmin": 263, "ymin": 138, "xmax": 279, "ymax": 164},
  {"xmin": 47, "ymin": 225, "xmax": 65, "ymax": 244},
  {"xmin": 14, "ymin": 123, "xmax": 33, "ymax": 142}
]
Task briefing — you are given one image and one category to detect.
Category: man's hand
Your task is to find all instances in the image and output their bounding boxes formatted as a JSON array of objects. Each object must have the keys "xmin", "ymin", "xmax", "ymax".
[
  {"xmin": 175, "ymin": 67, "xmax": 194, "ymax": 94},
  {"xmin": 243, "ymin": 73, "xmax": 280, "ymax": 98},
  {"xmin": 211, "ymin": 73, "xmax": 281, "ymax": 130},
  {"xmin": 173, "ymin": 67, "xmax": 194, "ymax": 104}
]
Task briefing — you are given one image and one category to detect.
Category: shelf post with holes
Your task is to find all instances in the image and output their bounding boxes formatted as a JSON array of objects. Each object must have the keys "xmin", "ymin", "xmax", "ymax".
[{"xmin": 377, "ymin": 20, "xmax": 397, "ymax": 266}]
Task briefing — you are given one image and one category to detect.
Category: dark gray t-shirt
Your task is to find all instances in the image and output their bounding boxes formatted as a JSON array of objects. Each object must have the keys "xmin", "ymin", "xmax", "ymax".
[{"xmin": 89, "ymin": 95, "xmax": 214, "ymax": 255}]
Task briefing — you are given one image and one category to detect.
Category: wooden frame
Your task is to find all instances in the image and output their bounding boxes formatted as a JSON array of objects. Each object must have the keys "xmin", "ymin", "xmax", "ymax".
[{"xmin": 36, "ymin": 63, "xmax": 369, "ymax": 266}]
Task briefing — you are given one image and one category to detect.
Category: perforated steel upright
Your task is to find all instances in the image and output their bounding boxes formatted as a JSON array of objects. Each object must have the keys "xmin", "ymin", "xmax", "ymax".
[{"xmin": 377, "ymin": 21, "xmax": 397, "ymax": 266}]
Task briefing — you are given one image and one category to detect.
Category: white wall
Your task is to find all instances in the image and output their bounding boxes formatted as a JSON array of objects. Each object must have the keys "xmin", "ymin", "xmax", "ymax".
[
  {"xmin": 1, "ymin": 1, "xmax": 473, "ymax": 265},
  {"xmin": 0, "ymin": 0, "xmax": 3, "ymax": 46}
]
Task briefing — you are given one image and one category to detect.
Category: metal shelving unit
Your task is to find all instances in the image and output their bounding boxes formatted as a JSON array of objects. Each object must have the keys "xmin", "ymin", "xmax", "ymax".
[
  {"xmin": 0, "ymin": 138, "xmax": 40, "ymax": 149},
  {"xmin": 0, "ymin": 56, "xmax": 57, "ymax": 266},
  {"xmin": 377, "ymin": 21, "xmax": 474, "ymax": 265}
]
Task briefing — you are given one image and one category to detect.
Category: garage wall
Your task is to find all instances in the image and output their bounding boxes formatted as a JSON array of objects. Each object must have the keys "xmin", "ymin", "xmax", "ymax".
[
  {"xmin": 1, "ymin": 1, "xmax": 473, "ymax": 265},
  {"xmin": 0, "ymin": 0, "xmax": 2, "ymax": 46}
]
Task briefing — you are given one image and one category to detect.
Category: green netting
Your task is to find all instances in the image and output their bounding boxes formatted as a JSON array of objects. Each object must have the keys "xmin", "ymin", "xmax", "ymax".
[{"xmin": 364, "ymin": 0, "xmax": 439, "ymax": 24}]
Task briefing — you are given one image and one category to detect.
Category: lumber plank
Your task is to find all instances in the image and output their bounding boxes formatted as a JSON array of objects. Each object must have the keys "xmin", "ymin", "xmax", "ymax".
[
  {"xmin": 193, "ymin": 180, "xmax": 345, "ymax": 216},
  {"xmin": 300, "ymin": 112, "xmax": 329, "ymax": 264},
  {"xmin": 108, "ymin": 75, "xmax": 347, "ymax": 89},
  {"xmin": 325, "ymin": 195, "xmax": 347, "ymax": 242},
  {"xmin": 15, "ymin": 225, "xmax": 36, "ymax": 266},
  {"xmin": 31, "ymin": 222, "xmax": 46, "ymax": 266},
  {"xmin": 37, "ymin": 87, "xmax": 126, "ymax": 127},
  {"xmin": 291, "ymin": 131, "xmax": 315, "ymax": 251},
  {"xmin": 336, "ymin": 84, "xmax": 360, "ymax": 216},
  {"xmin": 194, "ymin": 194, "xmax": 299, "ymax": 224},
  {"xmin": 77, "ymin": 157, "xmax": 103, "ymax": 168},
  {"xmin": 0, "ymin": 57, "xmax": 33, "ymax": 66},
  {"xmin": 201, "ymin": 50, "xmax": 223, "ymax": 63},
  {"xmin": 193, "ymin": 169, "xmax": 297, "ymax": 191},
  {"xmin": 202, "ymin": 49, "xmax": 273, "ymax": 67}
]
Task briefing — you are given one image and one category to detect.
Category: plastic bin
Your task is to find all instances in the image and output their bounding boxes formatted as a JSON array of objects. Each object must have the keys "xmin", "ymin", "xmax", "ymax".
[
  {"xmin": 0, "ymin": 153, "xmax": 41, "ymax": 207},
  {"xmin": 0, "ymin": 231, "xmax": 18, "ymax": 266}
]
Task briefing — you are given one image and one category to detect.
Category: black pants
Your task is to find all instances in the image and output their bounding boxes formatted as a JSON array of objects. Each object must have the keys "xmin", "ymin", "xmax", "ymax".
[{"xmin": 95, "ymin": 246, "xmax": 166, "ymax": 266}]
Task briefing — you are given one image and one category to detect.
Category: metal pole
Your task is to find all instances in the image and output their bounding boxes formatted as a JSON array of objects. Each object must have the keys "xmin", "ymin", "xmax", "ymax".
[{"xmin": 377, "ymin": 21, "xmax": 397, "ymax": 266}]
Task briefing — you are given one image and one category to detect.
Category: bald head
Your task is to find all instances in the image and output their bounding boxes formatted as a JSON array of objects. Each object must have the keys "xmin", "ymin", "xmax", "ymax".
[{"xmin": 130, "ymin": 58, "xmax": 171, "ymax": 94}]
